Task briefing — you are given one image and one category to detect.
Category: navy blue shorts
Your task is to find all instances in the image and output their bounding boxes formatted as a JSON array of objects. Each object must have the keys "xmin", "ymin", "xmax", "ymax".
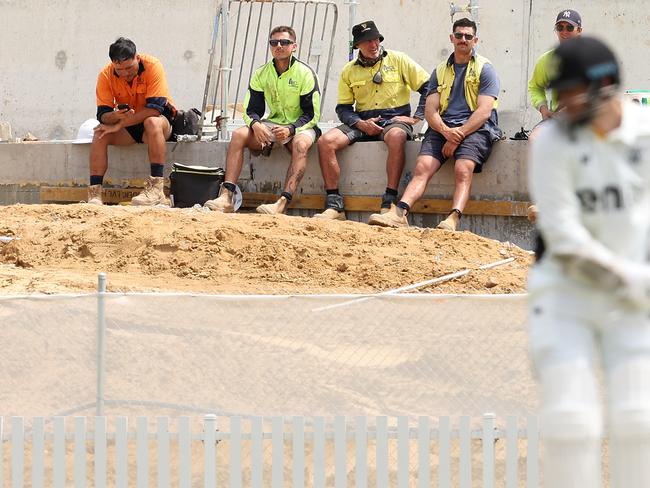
[
  {"xmin": 125, "ymin": 114, "xmax": 173, "ymax": 144},
  {"xmin": 336, "ymin": 121, "xmax": 414, "ymax": 144},
  {"xmin": 418, "ymin": 127, "xmax": 494, "ymax": 173}
]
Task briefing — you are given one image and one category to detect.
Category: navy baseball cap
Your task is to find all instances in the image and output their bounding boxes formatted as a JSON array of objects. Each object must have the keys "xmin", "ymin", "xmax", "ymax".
[{"xmin": 555, "ymin": 9, "xmax": 582, "ymax": 28}]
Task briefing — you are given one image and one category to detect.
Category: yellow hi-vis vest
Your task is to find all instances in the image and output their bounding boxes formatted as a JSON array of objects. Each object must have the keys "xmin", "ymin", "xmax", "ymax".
[{"xmin": 435, "ymin": 53, "xmax": 498, "ymax": 114}]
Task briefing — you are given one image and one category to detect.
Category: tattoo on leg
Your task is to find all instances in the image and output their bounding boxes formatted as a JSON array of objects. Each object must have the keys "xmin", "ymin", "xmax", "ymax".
[{"xmin": 285, "ymin": 164, "xmax": 306, "ymax": 194}]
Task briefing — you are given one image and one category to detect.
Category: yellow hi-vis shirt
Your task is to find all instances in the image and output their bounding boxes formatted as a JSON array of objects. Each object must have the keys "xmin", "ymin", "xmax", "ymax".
[
  {"xmin": 242, "ymin": 56, "xmax": 320, "ymax": 135},
  {"xmin": 435, "ymin": 52, "xmax": 498, "ymax": 114},
  {"xmin": 528, "ymin": 49, "xmax": 559, "ymax": 112},
  {"xmin": 336, "ymin": 50, "xmax": 429, "ymax": 125}
]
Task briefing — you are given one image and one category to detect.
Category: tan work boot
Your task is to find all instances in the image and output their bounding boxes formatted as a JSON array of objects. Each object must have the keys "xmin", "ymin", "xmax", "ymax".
[
  {"xmin": 313, "ymin": 193, "xmax": 346, "ymax": 221},
  {"xmin": 314, "ymin": 207, "xmax": 346, "ymax": 220},
  {"xmin": 131, "ymin": 176, "xmax": 170, "ymax": 206},
  {"xmin": 367, "ymin": 204, "xmax": 409, "ymax": 228},
  {"xmin": 87, "ymin": 184, "xmax": 103, "ymax": 205},
  {"xmin": 256, "ymin": 196, "xmax": 289, "ymax": 215},
  {"xmin": 436, "ymin": 210, "xmax": 461, "ymax": 231},
  {"xmin": 205, "ymin": 184, "xmax": 235, "ymax": 213},
  {"xmin": 380, "ymin": 192, "xmax": 398, "ymax": 214}
]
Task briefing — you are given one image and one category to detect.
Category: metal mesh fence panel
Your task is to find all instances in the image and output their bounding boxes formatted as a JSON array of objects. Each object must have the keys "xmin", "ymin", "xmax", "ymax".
[
  {"xmin": 0, "ymin": 293, "xmax": 535, "ymax": 424},
  {"xmin": 0, "ymin": 295, "xmax": 96, "ymax": 419}
]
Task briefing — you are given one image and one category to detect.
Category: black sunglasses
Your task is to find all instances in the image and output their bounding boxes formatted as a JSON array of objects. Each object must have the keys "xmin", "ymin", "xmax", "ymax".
[
  {"xmin": 453, "ymin": 32, "xmax": 475, "ymax": 41},
  {"xmin": 555, "ymin": 24, "xmax": 576, "ymax": 32},
  {"xmin": 269, "ymin": 39, "xmax": 294, "ymax": 47}
]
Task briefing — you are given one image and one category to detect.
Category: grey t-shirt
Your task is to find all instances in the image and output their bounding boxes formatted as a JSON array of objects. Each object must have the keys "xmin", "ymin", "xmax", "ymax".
[{"xmin": 427, "ymin": 60, "xmax": 501, "ymax": 138}]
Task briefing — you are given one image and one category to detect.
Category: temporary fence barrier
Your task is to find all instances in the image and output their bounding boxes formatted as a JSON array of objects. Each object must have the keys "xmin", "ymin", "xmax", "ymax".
[{"xmin": 0, "ymin": 414, "xmax": 540, "ymax": 488}]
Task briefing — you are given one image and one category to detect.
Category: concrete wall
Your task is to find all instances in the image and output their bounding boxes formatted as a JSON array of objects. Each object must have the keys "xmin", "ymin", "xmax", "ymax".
[{"xmin": 1, "ymin": 1, "xmax": 649, "ymax": 141}]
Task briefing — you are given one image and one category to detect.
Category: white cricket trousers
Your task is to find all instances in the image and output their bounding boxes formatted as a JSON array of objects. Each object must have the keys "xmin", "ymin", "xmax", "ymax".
[{"xmin": 529, "ymin": 275, "xmax": 650, "ymax": 488}]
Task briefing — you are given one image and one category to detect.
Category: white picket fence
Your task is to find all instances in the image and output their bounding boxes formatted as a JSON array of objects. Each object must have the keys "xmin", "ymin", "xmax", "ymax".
[{"xmin": 0, "ymin": 414, "xmax": 539, "ymax": 488}]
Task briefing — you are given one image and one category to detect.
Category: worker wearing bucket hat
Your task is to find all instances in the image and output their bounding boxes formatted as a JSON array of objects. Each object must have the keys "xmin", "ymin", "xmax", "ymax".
[{"xmin": 314, "ymin": 20, "xmax": 430, "ymax": 221}]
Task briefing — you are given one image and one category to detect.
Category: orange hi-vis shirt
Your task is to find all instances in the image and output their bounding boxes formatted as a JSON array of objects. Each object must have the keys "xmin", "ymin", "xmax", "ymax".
[{"xmin": 95, "ymin": 53, "xmax": 175, "ymax": 116}]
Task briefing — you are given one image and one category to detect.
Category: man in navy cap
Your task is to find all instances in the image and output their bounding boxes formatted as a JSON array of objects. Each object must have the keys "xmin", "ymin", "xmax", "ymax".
[
  {"xmin": 314, "ymin": 20, "xmax": 430, "ymax": 221},
  {"xmin": 528, "ymin": 9, "xmax": 583, "ymax": 125},
  {"xmin": 526, "ymin": 9, "xmax": 583, "ymax": 223}
]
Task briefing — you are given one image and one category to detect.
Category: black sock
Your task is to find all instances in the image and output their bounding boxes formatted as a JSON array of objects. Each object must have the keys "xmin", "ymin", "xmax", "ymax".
[
  {"xmin": 385, "ymin": 187, "xmax": 398, "ymax": 196},
  {"xmin": 396, "ymin": 201, "xmax": 410, "ymax": 213},
  {"xmin": 281, "ymin": 191, "xmax": 293, "ymax": 202},
  {"xmin": 326, "ymin": 189, "xmax": 340, "ymax": 195},
  {"xmin": 223, "ymin": 181, "xmax": 237, "ymax": 193},
  {"xmin": 90, "ymin": 175, "xmax": 104, "ymax": 186},
  {"xmin": 150, "ymin": 164, "xmax": 164, "ymax": 178}
]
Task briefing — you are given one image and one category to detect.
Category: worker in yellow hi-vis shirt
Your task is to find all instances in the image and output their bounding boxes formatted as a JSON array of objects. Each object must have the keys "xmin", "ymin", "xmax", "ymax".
[
  {"xmin": 205, "ymin": 25, "xmax": 321, "ymax": 215},
  {"xmin": 314, "ymin": 20, "xmax": 429, "ymax": 221},
  {"xmin": 526, "ymin": 9, "xmax": 582, "ymax": 223},
  {"xmin": 528, "ymin": 9, "xmax": 583, "ymax": 130}
]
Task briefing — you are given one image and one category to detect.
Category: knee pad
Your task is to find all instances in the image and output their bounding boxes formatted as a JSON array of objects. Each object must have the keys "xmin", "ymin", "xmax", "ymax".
[
  {"xmin": 540, "ymin": 362, "xmax": 602, "ymax": 441},
  {"xmin": 609, "ymin": 358, "xmax": 650, "ymax": 439}
]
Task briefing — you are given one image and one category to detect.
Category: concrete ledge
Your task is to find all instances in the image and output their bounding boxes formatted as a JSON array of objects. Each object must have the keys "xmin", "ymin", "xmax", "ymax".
[
  {"xmin": 0, "ymin": 139, "xmax": 530, "ymax": 198},
  {"xmin": 0, "ymin": 139, "xmax": 534, "ymax": 248}
]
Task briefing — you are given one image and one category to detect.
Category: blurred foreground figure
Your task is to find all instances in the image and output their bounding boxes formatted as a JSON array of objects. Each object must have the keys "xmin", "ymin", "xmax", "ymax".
[{"xmin": 528, "ymin": 36, "xmax": 650, "ymax": 488}]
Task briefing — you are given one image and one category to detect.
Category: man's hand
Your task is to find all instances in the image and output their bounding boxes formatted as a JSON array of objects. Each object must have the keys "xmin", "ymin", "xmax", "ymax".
[
  {"xmin": 443, "ymin": 126, "xmax": 465, "ymax": 144},
  {"xmin": 539, "ymin": 105, "xmax": 554, "ymax": 120},
  {"xmin": 527, "ymin": 204, "xmax": 538, "ymax": 223},
  {"xmin": 93, "ymin": 123, "xmax": 122, "ymax": 140},
  {"xmin": 355, "ymin": 117, "xmax": 383, "ymax": 136},
  {"xmin": 391, "ymin": 116, "xmax": 419, "ymax": 126},
  {"xmin": 115, "ymin": 108, "xmax": 134, "ymax": 121},
  {"xmin": 252, "ymin": 122, "xmax": 273, "ymax": 147},
  {"xmin": 98, "ymin": 109, "xmax": 135, "ymax": 127},
  {"xmin": 442, "ymin": 141, "xmax": 459, "ymax": 159},
  {"xmin": 271, "ymin": 126, "xmax": 291, "ymax": 143}
]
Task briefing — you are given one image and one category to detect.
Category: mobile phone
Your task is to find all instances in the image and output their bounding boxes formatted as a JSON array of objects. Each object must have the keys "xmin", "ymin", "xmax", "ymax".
[{"xmin": 117, "ymin": 103, "xmax": 130, "ymax": 110}]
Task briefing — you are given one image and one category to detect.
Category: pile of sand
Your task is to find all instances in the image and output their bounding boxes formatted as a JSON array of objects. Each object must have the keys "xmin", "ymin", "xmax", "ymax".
[{"xmin": 0, "ymin": 204, "xmax": 532, "ymax": 294}]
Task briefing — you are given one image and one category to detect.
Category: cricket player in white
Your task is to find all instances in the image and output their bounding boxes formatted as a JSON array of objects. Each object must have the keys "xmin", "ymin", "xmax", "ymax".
[{"xmin": 529, "ymin": 36, "xmax": 650, "ymax": 487}]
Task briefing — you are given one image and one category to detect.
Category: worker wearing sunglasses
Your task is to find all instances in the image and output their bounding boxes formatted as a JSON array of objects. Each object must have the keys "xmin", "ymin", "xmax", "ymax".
[
  {"xmin": 528, "ymin": 9, "xmax": 583, "ymax": 125},
  {"xmin": 525, "ymin": 9, "xmax": 583, "ymax": 223},
  {"xmin": 205, "ymin": 25, "xmax": 321, "ymax": 215},
  {"xmin": 369, "ymin": 17, "xmax": 502, "ymax": 232}
]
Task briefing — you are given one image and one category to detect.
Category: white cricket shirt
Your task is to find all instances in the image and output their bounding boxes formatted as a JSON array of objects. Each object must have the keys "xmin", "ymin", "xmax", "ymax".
[{"xmin": 529, "ymin": 100, "xmax": 650, "ymax": 298}]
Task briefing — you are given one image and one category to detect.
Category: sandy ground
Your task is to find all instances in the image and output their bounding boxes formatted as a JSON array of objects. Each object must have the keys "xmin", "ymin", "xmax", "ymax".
[
  {"xmin": 0, "ymin": 204, "xmax": 531, "ymax": 295},
  {"xmin": 0, "ymin": 204, "xmax": 537, "ymax": 486}
]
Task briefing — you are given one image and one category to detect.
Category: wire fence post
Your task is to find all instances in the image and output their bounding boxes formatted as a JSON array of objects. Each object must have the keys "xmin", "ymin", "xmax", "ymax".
[
  {"xmin": 96, "ymin": 272, "xmax": 107, "ymax": 417},
  {"xmin": 346, "ymin": 0, "xmax": 359, "ymax": 61},
  {"xmin": 219, "ymin": 0, "xmax": 231, "ymax": 141},
  {"xmin": 198, "ymin": 2, "xmax": 222, "ymax": 140}
]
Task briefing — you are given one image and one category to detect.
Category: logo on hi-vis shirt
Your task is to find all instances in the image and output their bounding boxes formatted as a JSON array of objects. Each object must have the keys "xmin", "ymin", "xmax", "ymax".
[{"xmin": 288, "ymin": 78, "xmax": 298, "ymax": 88}]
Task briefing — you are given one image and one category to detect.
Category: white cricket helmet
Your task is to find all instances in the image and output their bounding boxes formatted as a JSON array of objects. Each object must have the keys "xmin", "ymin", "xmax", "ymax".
[{"xmin": 73, "ymin": 119, "xmax": 100, "ymax": 144}]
